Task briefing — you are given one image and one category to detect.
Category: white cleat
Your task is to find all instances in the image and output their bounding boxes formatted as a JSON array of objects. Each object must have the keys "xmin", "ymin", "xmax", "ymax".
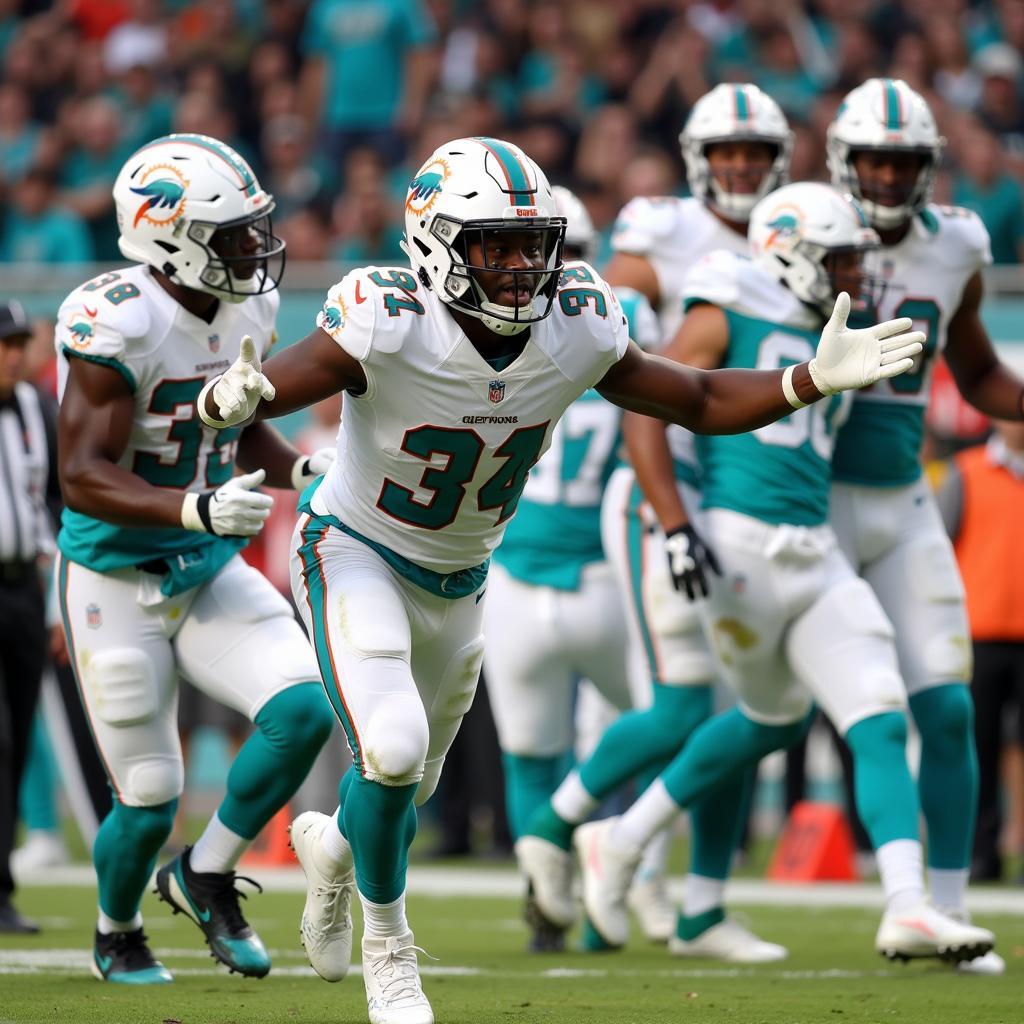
[
  {"xmin": 289, "ymin": 811, "xmax": 355, "ymax": 982},
  {"xmin": 958, "ymin": 950, "xmax": 1006, "ymax": 975},
  {"xmin": 11, "ymin": 830, "xmax": 70, "ymax": 876},
  {"xmin": 573, "ymin": 818, "xmax": 641, "ymax": 949},
  {"xmin": 627, "ymin": 877, "xmax": 676, "ymax": 943},
  {"xmin": 875, "ymin": 902, "xmax": 994, "ymax": 963},
  {"xmin": 669, "ymin": 917, "xmax": 788, "ymax": 963},
  {"xmin": 362, "ymin": 930, "xmax": 434, "ymax": 1024},
  {"xmin": 515, "ymin": 835, "xmax": 576, "ymax": 930}
]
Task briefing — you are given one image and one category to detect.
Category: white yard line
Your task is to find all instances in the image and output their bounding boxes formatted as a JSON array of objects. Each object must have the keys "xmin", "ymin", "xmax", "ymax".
[{"xmin": 17, "ymin": 864, "xmax": 1024, "ymax": 914}]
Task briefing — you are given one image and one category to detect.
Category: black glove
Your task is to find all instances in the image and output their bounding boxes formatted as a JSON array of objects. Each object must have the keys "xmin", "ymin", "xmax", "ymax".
[{"xmin": 663, "ymin": 523, "xmax": 722, "ymax": 601}]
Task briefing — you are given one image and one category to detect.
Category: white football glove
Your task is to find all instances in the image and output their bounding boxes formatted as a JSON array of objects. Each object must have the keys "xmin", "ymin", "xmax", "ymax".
[
  {"xmin": 291, "ymin": 446, "xmax": 337, "ymax": 490},
  {"xmin": 198, "ymin": 334, "xmax": 276, "ymax": 428},
  {"xmin": 808, "ymin": 292, "xmax": 925, "ymax": 397},
  {"xmin": 181, "ymin": 469, "xmax": 274, "ymax": 537}
]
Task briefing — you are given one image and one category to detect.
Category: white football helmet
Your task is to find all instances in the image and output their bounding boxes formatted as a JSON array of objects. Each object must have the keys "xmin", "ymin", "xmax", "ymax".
[
  {"xmin": 551, "ymin": 185, "xmax": 597, "ymax": 263},
  {"xmin": 680, "ymin": 83, "xmax": 793, "ymax": 222},
  {"xmin": 826, "ymin": 78, "xmax": 945, "ymax": 230},
  {"xmin": 403, "ymin": 137, "xmax": 566, "ymax": 336},
  {"xmin": 749, "ymin": 182, "xmax": 879, "ymax": 317},
  {"xmin": 113, "ymin": 133, "xmax": 284, "ymax": 303}
]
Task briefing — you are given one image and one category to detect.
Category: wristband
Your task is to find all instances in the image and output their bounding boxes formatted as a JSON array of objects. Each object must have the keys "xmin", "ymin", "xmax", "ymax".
[
  {"xmin": 197, "ymin": 376, "xmax": 234, "ymax": 429},
  {"xmin": 181, "ymin": 491, "xmax": 214, "ymax": 533},
  {"xmin": 782, "ymin": 364, "xmax": 808, "ymax": 409}
]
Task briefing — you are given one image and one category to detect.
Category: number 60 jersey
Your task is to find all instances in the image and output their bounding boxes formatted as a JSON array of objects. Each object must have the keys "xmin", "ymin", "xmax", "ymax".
[
  {"xmin": 54, "ymin": 263, "xmax": 278, "ymax": 570},
  {"xmin": 310, "ymin": 262, "xmax": 630, "ymax": 578}
]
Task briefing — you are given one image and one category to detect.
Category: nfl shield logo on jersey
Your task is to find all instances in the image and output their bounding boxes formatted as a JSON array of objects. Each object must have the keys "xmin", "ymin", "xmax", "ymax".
[
  {"xmin": 488, "ymin": 379, "xmax": 506, "ymax": 404},
  {"xmin": 86, "ymin": 603, "xmax": 102, "ymax": 629},
  {"xmin": 208, "ymin": 333, "xmax": 220, "ymax": 352}
]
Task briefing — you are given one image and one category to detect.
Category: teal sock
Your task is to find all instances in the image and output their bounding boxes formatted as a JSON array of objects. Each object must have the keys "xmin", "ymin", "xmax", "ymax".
[
  {"xmin": 675, "ymin": 906, "xmax": 725, "ymax": 941},
  {"xmin": 217, "ymin": 683, "xmax": 334, "ymax": 839},
  {"xmin": 503, "ymin": 753, "xmax": 566, "ymax": 840},
  {"xmin": 525, "ymin": 800, "xmax": 575, "ymax": 851},
  {"xmin": 909, "ymin": 684, "xmax": 978, "ymax": 868},
  {"xmin": 343, "ymin": 774, "xmax": 418, "ymax": 903},
  {"xmin": 578, "ymin": 684, "xmax": 714, "ymax": 801},
  {"xmin": 689, "ymin": 765, "xmax": 756, "ymax": 880},
  {"xmin": 19, "ymin": 714, "xmax": 60, "ymax": 831},
  {"xmin": 94, "ymin": 798, "xmax": 177, "ymax": 921},
  {"xmin": 844, "ymin": 712, "xmax": 919, "ymax": 848},
  {"xmin": 661, "ymin": 707, "xmax": 810, "ymax": 808}
]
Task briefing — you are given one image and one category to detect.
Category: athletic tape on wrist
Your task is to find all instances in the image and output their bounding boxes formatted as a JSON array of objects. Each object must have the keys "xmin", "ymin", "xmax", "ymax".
[{"xmin": 782, "ymin": 364, "xmax": 808, "ymax": 409}]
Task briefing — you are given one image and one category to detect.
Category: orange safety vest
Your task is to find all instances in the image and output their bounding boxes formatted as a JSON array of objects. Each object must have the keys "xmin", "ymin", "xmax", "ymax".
[{"xmin": 953, "ymin": 445, "xmax": 1024, "ymax": 641}]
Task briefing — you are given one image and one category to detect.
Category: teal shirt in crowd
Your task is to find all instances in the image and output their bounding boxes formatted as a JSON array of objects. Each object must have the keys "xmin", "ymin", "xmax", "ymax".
[
  {"xmin": 0, "ymin": 208, "xmax": 94, "ymax": 263},
  {"xmin": 952, "ymin": 174, "xmax": 1024, "ymax": 264}
]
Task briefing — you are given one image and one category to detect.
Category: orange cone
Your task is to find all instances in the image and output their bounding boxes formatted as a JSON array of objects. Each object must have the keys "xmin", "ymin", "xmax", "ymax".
[
  {"xmin": 241, "ymin": 806, "xmax": 297, "ymax": 867},
  {"xmin": 767, "ymin": 800, "xmax": 859, "ymax": 882}
]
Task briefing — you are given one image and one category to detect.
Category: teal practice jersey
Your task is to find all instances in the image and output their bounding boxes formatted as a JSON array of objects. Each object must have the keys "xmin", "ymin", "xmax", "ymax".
[
  {"xmin": 495, "ymin": 285, "xmax": 660, "ymax": 590},
  {"xmin": 831, "ymin": 206, "xmax": 992, "ymax": 487},
  {"xmin": 688, "ymin": 251, "xmax": 851, "ymax": 526}
]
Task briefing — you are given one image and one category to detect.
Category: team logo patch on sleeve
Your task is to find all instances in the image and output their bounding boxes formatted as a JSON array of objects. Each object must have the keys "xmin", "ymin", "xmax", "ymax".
[
  {"xmin": 319, "ymin": 296, "xmax": 348, "ymax": 339},
  {"xmin": 488, "ymin": 379, "xmax": 506, "ymax": 404},
  {"xmin": 65, "ymin": 306, "xmax": 98, "ymax": 350}
]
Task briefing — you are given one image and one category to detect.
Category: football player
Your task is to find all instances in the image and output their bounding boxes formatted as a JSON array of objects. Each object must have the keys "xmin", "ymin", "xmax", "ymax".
[
  {"xmin": 827, "ymin": 77, "xmax": 1024, "ymax": 974},
  {"xmin": 570, "ymin": 182, "xmax": 996, "ymax": 966},
  {"xmin": 522, "ymin": 84, "xmax": 793, "ymax": 960},
  {"xmin": 54, "ymin": 133, "xmax": 336, "ymax": 983},
  {"xmin": 482, "ymin": 185, "xmax": 657, "ymax": 951},
  {"xmin": 199, "ymin": 136, "xmax": 922, "ymax": 1024}
]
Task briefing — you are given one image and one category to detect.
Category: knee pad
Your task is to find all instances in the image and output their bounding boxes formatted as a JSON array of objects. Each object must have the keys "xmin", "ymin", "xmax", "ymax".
[
  {"xmin": 257, "ymin": 682, "xmax": 335, "ymax": 753},
  {"xmin": 122, "ymin": 756, "xmax": 185, "ymax": 807},
  {"xmin": 84, "ymin": 647, "xmax": 161, "ymax": 727},
  {"xmin": 360, "ymin": 693, "xmax": 430, "ymax": 786}
]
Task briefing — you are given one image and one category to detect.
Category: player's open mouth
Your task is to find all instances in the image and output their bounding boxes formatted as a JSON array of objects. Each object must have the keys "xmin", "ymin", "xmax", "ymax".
[{"xmin": 498, "ymin": 286, "xmax": 533, "ymax": 306}]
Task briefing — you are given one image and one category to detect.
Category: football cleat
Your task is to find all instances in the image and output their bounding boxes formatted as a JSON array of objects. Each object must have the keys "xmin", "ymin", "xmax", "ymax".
[
  {"xmin": 875, "ymin": 902, "xmax": 994, "ymax": 963},
  {"xmin": 362, "ymin": 930, "xmax": 434, "ymax": 1024},
  {"xmin": 627, "ymin": 876, "xmax": 676, "ymax": 943},
  {"xmin": 573, "ymin": 818, "xmax": 641, "ymax": 949},
  {"xmin": 940, "ymin": 909, "xmax": 1005, "ymax": 975},
  {"xmin": 515, "ymin": 835, "xmax": 577, "ymax": 932},
  {"xmin": 289, "ymin": 810, "xmax": 355, "ymax": 981},
  {"xmin": 92, "ymin": 928, "xmax": 173, "ymax": 984},
  {"xmin": 669, "ymin": 916, "xmax": 788, "ymax": 963},
  {"xmin": 155, "ymin": 846, "xmax": 270, "ymax": 977}
]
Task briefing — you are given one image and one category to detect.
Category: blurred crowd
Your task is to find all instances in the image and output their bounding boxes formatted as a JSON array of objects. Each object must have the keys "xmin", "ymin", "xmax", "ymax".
[{"xmin": 1, "ymin": 0, "xmax": 1024, "ymax": 268}]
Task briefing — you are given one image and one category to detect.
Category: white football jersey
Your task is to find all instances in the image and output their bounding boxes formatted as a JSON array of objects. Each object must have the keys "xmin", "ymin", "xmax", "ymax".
[
  {"xmin": 611, "ymin": 195, "xmax": 749, "ymax": 473},
  {"xmin": 55, "ymin": 264, "xmax": 278, "ymax": 487},
  {"xmin": 832, "ymin": 204, "xmax": 993, "ymax": 486},
  {"xmin": 311, "ymin": 262, "xmax": 630, "ymax": 575}
]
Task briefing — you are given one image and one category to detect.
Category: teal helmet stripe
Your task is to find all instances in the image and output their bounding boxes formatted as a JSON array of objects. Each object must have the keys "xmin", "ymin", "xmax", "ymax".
[
  {"xmin": 884, "ymin": 79, "xmax": 902, "ymax": 131},
  {"xmin": 734, "ymin": 85, "xmax": 750, "ymax": 122},
  {"xmin": 136, "ymin": 133, "xmax": 258, "ymax": 196},
  {"xmin": 476, "ymin": 137, "xmax": 533, "ymax": 206}
]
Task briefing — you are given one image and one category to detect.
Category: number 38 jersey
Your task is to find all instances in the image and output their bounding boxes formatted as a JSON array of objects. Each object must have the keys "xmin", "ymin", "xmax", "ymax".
[
  {"xmin": 310, "ymin": 262, "xmax": 630, "ymax": 579},
  {"xmin": 686, "ymin": 250, "xmax": 851, "ymax": 526},
  {"xmin": 54, "ymin": 263, "xmax": 278, "ymax": 570},
  {"xmin": 831, "ymin": 205, "xmax": 992, "ymax": 487}
]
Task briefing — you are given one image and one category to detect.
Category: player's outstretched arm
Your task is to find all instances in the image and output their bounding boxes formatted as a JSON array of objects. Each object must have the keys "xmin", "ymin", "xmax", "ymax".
[
  {"xmin": 944, "ymin": 272, "xmax": 1024, "ymax": 421},
  {"xmin": 198, "ymin": 328, "xmax": 365, "ymax": 428},
  {"xmin": 596, "ymin": 293, "xmax": 924, "ymax": 434}
]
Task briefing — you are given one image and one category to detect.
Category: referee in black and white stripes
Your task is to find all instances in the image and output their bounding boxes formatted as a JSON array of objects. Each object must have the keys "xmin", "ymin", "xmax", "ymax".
[{"xmin": 0, "ymin": 299, "xmax": 51, "ymax": 934}]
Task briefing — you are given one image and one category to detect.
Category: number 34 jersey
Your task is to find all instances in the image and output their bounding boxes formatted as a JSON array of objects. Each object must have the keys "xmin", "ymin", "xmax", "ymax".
[
  {"xmin": 831, "ymin": 205, "xmax": 992, "ymax": 487},
  {"xmin": 311, "ymin": 262, "xmax": 630, "ymax": 577},
  {"xmin": 54, "ymin": 263, "xmax": 278, "ymax": 570}
]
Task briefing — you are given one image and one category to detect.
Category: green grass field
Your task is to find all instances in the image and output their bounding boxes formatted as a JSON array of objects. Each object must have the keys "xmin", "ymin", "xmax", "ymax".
[{"xmin": 2, "ymin": 877, "xmax": 1023, "ymax": 1024}]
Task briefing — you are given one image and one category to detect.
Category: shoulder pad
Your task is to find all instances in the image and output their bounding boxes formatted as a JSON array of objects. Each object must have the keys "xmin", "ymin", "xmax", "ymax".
[
  {"xmin": 610, "ymin": 196, "xmax": 681, "ymax": 255},
  {"xmin": 682, "ymin": 249, "xmax": 746, "ymax": 311},
  {"xmin": 317, "ymin": 265, "xmax": 424, "ymax": 362},
  {"xmin": 925, "ymin": 205, "xmax": 993, "ymax": 269},
  {"xmin": 55, "ymin": 274, "xmax": 152, "ymax": 365}
]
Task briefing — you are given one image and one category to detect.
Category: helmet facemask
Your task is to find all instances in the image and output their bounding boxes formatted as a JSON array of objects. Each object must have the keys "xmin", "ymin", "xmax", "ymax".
[
  {"xmin": 426, "ymin": 215, "xmax": 566, "ymax": 336},
  {"xmin": 774, "ymin": 239, "xmax": 880, "ymax": 318},
  {"xmin": 684, "ymin": 136, "xmax": 792, "ymax": 222}
]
